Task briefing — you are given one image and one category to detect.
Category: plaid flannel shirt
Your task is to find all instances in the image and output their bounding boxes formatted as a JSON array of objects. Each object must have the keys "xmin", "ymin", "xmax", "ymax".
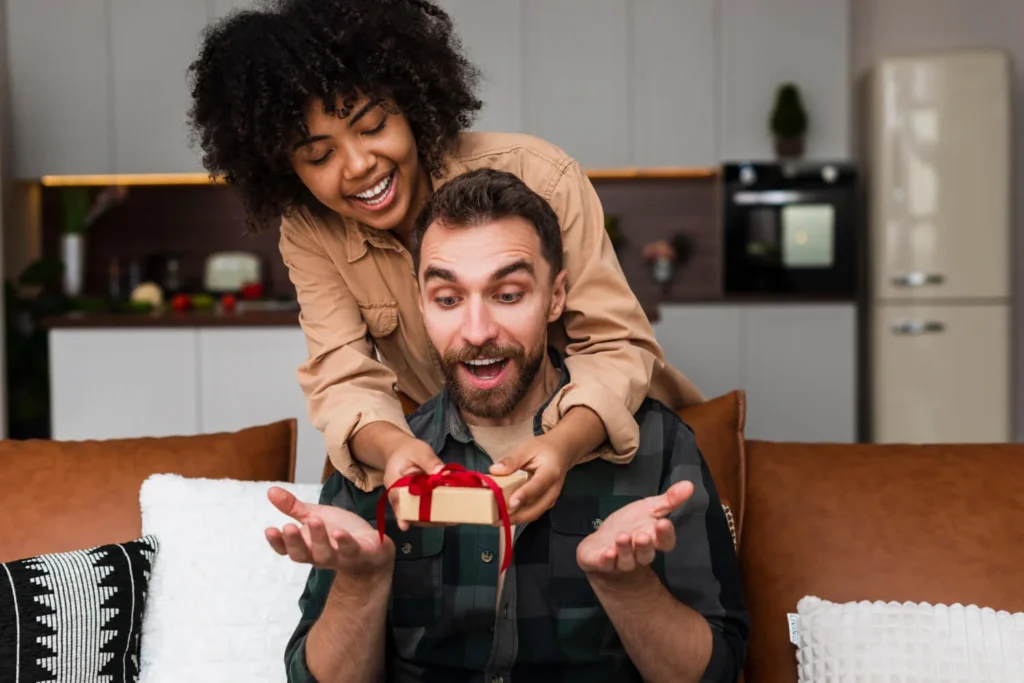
[{"xmin": 285, "ymin": 351, "xmax": 750, "ymax": 682}]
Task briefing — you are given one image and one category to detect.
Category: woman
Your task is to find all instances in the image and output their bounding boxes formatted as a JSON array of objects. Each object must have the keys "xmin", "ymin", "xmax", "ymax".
[{"xmin": 187, "ymin": 0, "xmax": 704, "ymax": 524}]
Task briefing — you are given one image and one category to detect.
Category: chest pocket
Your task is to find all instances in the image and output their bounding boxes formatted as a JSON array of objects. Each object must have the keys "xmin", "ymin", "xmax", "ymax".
[
  {"xmin": 358, "ymin": 301, "xmax": 399, "ymax": 338},
  {"xmin": 387, "ymin": 524, "xmax": 445, "ymax": 631},
  {"xmin": 358, "ymin": 301, "xmax": 408, "ymax": 376},
  {"xmin": 547, "ymin": 495, "xmax": 642, "ymax": 610}
]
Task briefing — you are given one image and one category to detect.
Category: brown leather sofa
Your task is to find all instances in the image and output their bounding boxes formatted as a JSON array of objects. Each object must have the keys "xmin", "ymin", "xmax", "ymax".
[{"xmin": 5, "ymin": 392, "xmax": 1024, "ymax": 682}]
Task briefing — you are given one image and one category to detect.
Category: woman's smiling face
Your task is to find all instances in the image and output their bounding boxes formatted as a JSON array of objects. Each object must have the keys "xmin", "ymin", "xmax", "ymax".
[{"xmin": 290, "ymin": 95, "xmax": 430, "ymax": 235}]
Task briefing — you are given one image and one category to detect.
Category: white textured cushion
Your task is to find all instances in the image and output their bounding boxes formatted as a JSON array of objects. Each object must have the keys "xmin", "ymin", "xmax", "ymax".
[
  {"xmin": 138, "ymin": 474, "xmax": 323, "ymax": 683},
  {"xmin": 795, "ymin": 596, "xmax": 1024, "ymax": 682}
]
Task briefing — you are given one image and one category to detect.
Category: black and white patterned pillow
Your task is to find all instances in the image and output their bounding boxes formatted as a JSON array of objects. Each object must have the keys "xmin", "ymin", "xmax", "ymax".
[{"xmin": 0, "ymin": 535, "xmax": 159, "ymax": 683}]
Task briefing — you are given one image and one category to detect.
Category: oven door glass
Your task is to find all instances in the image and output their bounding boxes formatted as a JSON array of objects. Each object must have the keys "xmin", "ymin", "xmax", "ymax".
[{"xmin": 781, "ymin": 203, "xmax": 835, "ymax": 268}]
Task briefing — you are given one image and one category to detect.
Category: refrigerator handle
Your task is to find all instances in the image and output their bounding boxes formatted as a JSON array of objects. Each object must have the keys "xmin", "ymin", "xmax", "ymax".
[
  {"xmin": 891, "ymin": 272, "xmax": 945, "ymax": 287},
  {"xmin": 891, "ymin": 320, "xmax": 946, "ymax": 335}
]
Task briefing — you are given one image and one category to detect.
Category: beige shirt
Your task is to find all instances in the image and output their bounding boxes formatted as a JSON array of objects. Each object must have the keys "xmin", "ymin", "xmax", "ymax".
[{"xmin": 279, "ymin": 131, "xmax": 704, "ymax": 492}]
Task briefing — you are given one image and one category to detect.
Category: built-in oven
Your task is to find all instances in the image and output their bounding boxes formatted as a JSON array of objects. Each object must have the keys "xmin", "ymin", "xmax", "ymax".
[{"xmin": 722, "ymin": 161, "xmax": 858, "ymax": 295}]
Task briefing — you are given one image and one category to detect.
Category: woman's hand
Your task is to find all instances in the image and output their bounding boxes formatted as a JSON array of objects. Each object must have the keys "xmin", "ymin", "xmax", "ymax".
[
  {"xmin": 382, "ymin": 434, "xmax": 446, "ymax": 531},
  {"xmin": 489, "ymin": 406, "xmax": 608, "ymax": 524},
  {"xmin": 265, "ymin": 486, "xmax": 395, "ymax": 577},
  {"xmin": 489, "ymin": 432, "xmax": 575, "ymax": 525}
]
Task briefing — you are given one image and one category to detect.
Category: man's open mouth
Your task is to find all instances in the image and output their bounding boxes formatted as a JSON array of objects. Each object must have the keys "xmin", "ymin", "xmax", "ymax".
[{"xmin": 461, "ymin": 357, "xmax": 509, "ymax": 380}]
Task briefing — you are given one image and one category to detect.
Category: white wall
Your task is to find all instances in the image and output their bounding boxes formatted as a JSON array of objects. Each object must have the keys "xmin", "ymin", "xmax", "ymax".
[
  {"xmin": 720, "ymin": 0, "xmax": 851, "ymax": 160},
  {"xmin": 852, "ymin": 0, "xmax": 1024, "ymax": 440}
]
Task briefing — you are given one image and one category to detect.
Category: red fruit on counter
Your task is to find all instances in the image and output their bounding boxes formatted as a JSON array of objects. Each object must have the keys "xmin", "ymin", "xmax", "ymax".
[
  {"xmin": 171, "ymin": 294, "xmax": 191, "ymax": 312},
  {"xmin": 240, "ymin": 282, "xmax": 263, "ymax": 300},
  {"xmin": 221, "ymin": 293, "xmax": 237, "ymax": 312}
]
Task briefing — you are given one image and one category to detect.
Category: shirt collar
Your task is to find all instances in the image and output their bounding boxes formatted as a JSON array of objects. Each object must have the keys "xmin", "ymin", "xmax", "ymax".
[
  {"xmin": 344, "ymin": 219, "xmax": 406, "ymax": 263},
  {"xmin": 428, "ymin": 346, "xmax": 570, "ymax": 453}
]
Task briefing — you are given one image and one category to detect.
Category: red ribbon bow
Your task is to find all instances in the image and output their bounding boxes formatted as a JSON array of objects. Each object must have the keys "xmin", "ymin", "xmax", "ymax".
[{"xmin": 376, "ymin": 463, "xmax": 513, "ymax": 573}]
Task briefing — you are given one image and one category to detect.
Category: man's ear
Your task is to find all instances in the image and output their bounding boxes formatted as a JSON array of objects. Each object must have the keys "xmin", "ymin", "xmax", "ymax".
[{"xmin": 548, "ymin": 269, "xmax": 568, "ymax": 322}]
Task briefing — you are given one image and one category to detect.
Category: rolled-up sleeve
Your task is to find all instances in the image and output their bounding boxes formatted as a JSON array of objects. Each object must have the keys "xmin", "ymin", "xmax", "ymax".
[
  {"xmin": 547, "ymin": 161, "xmax": 698, "ymax": 463},
  {"xmin": 280, "ymin": 213, "xmax": 411, "ymax": 491},
  {"xmin": 659, "ymin": 412, "xmax": 750, "ymax": 682}
]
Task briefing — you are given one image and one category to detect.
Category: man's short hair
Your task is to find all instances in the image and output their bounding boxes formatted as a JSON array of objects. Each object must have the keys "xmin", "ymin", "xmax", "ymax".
[{"xmin": 411, "ymin": 168, "xmax": 563, "ymax": 279}]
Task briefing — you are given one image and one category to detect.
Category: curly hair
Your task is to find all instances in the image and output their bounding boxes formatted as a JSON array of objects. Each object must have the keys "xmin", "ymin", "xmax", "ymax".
[{"xmin": 187, "ymin": 0, "xmax": 482, "ymax": 229}]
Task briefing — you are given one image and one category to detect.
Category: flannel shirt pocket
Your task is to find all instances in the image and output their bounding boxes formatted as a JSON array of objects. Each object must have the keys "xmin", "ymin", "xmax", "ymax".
[{"xmin": 388, "ymin": 525, "xmax": 444, "ymax": 629}]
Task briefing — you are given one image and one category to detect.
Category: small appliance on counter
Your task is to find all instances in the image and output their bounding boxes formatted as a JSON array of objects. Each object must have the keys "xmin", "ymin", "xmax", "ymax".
[
  {"xmin": 721, "ymin": 161, "xmax": 858, "ymax": 296},
  {"xmin": 204, "ymin": 251, "xmax": 262, "ymax": 293}
]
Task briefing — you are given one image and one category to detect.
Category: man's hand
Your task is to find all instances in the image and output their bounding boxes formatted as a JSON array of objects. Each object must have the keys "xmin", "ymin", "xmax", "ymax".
[
  {"xmin": 265, "ymin": 486, "xmax": 394, "ymax": 576},
  {"xmin": 382, "ymin": 436, "xmax": 446, "ymax": 531},
  {"xmin": 489, "ymin": 433, "xmax": 573, "ymax": 525},
  {"xmin": 576, "ymin": 481, "xmax": 694, "ymax": 574}
]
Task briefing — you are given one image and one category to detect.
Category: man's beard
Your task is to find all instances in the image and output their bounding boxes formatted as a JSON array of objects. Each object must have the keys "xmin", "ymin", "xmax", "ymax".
[{"xmin": 440, "ymin": 341, "xmax": 546, "ymax": 419}]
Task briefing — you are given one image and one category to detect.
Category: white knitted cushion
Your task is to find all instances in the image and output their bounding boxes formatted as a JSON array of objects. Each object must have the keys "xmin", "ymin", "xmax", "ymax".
[
  {"xmin": 138, "ymin": 474, "xmax": 322, "ymax": 683},
  {"xmin": 794, "ymin": 596, "xmax": 1024, "ymax": 682}
]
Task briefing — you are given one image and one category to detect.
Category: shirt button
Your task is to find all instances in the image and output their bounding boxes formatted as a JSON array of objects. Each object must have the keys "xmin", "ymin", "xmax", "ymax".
[
  {"xmin": 490, "ymin": 677, "xmax": 504, "ymax": 683},
  {"xmin": 592, "ymin": 518, "xmax": 603, "ymax": 530},
  {"xmin": 481, "ymin": 550, "xmax": 494, "ymax": 564},
  {"xmin": 401, "ymin": 543, "xmax": 412, "ymax": 555}
]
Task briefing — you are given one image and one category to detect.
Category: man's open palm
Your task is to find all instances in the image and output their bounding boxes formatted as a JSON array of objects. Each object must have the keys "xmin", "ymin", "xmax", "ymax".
[
  {"xmin": 265, "ymin": 486, "xmax": 394, "ymax": 575},
  {"xmin": 576, "ymin": 480, "xmax": 694, "ymax": 574}
]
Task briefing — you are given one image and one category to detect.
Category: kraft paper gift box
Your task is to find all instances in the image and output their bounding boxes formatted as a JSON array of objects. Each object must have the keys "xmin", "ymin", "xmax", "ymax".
[{"xmin": 396, "ymin": 470, "xmax": 529, "ymax": 525}]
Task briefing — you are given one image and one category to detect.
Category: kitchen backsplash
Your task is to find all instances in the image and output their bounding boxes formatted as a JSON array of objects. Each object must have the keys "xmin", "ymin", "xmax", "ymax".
[{"xmin": 39, "ymin": 177, "xmax": 720, "ymax": 303}]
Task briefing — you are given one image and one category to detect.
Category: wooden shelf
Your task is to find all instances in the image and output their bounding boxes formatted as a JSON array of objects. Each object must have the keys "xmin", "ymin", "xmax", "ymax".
[
  {"xmin": 584, "ymin": 167, "xmax": 718, "ymax": 180},
  {"xmin": 40, "ymin": 173, "xmax": 223, "ymax": 187},
  {"xmin": 39, "ymin": 166, "xmax": 719, "ymax": 187}
]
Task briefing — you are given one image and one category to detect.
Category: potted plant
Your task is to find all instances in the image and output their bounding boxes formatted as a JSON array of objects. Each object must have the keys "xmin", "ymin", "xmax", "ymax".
[
  {"xmin": 60, "ymin": 187, "xmax": 90, "ymax": 297},
  {"xmin": 769, "ymin": 83, "xmax": 808, "ymax": 160},
  {"xmin": 59, "ymin": 186, "xmax": 128, "ymax": 296}
]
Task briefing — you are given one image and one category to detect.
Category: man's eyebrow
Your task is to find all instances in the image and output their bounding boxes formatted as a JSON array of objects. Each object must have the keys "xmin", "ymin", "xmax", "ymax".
[
  {"xmin": 491, "ymin": 260, "xmax": 534, "ymax": 281},
  {"xmin": 423, "ymin": 266, "xmax": 457, "ymax": 283}
]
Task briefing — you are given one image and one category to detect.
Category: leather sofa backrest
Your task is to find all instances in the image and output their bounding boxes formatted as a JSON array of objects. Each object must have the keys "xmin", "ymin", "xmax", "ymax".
[{"xmin": 739, "ymin": 440, "xmax": 1024, "ymax": 683}]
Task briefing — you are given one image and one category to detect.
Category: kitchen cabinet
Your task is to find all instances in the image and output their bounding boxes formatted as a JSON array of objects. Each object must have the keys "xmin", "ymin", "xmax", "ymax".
[
  {"xmin": 197, "ymin": 328, "xmax": 326, "ymax": 484},
  {"xmin": 521, "ymin": 0, "xmax": 631, "ymax": 168},
  {"xmin": 110, "ymin": 0, "xmax": 209, "ymax": 174},
  {"xmin": 49, "ymin": 327, "xmax": 327, "ymax": 483},
  {"xmin": 5, "ymin": 1, "xmax": 853, "ymax": 175},
  {"xmin": 6, "ymin": 0, "xmax": 111, "ymax": 177},
  {"xmin": 740, "ymin": 304, "xmax": 856, "ymax": 443},
  {"xmin": 653, "ymin": 302, "xmax": 857, "ymax": 443},
  {"xmin": 631, "ymin": 0, "xmax": 717, "ymax": 167},
  {"xmin": 719, "ymin": 0, "xmax": 850, "ymax": 161},
  {"xmin": 652, "ymin": 305, "xmax": 743, "ymax": 402},
  {"xmin": 50, "ymin": 329, "xmax": 199, "ymax": 440},
  {"xmin": 871, "ymin": 303, "xmax": 1010, "ymax": 444},
  {"xmin": 436, "ymin": 0, "xmax": 523, "ymax": 134}
]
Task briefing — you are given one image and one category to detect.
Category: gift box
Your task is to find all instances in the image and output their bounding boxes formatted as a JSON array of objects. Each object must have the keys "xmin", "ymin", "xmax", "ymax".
[{"xmin": 396, "ymin": 468, "xmax": 529, "ymax": 525}]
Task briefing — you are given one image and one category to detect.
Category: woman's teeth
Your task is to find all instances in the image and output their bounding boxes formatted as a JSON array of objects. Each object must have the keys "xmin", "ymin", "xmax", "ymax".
[{"xmin": 354, "ymin": 173, "xmax": 393, "ymax": 204}]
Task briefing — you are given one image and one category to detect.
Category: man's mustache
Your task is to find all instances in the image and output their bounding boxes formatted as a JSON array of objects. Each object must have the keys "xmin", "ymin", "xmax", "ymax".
[{"xmin": 443, "ymin": 342, "xmax": 524, "ymax": 365}]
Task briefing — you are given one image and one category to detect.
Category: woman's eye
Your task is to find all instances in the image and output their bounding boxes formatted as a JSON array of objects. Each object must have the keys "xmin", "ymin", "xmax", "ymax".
[
  {"xmin": 309, "ymin": 150, "xmax": 332, "ymax": 166},
  {"xmin": 365, "ymin": 117, "xmax": 387, "ymax": 135}
]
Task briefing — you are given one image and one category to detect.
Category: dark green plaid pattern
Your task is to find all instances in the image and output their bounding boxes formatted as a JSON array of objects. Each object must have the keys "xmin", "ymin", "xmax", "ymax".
[{"xmin": 286, "ymin": 353, "xmax": 750, "ymax": 682}]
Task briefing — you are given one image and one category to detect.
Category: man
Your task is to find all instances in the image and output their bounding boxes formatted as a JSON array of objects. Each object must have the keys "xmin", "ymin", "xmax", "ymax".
[{"xmin": 266, "ymin": 169, "xmax": 750, "ymax": 683}]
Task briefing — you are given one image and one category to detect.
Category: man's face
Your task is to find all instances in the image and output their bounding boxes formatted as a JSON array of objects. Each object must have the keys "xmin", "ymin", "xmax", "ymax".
[{"xmin": 418, "ymin": 217, "xmax": 566, "ymax": 419}]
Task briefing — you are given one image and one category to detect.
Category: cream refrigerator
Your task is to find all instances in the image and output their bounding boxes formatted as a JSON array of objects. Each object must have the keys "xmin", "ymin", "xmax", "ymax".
[{"xmin": 863, "ymin": 49, "xmax": 1013, "ymax": 443}]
